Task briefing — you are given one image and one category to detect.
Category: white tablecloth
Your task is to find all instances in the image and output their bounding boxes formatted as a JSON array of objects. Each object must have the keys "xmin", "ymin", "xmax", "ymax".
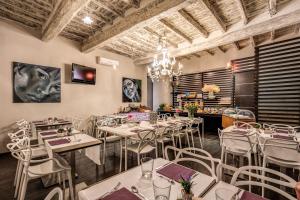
[{"xmin": 78, "ymin": 158, "xmax": 216, "ymax": 200}]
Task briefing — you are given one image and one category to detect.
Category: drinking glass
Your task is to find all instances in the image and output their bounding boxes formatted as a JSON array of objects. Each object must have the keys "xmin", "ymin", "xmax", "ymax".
[
  {"xmin": 141, "ymin": 157, "xmax": 154, "ymax": 179},
  {"xmin": 215, "ymin": 188, "xmax": 239, "ymax": 200},
  {"xmin": 153, "ymin": 179, "xmax": 171, "ymax": 200}
]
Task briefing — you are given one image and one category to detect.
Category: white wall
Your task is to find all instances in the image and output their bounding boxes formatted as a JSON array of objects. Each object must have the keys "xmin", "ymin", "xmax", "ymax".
[
  {"xmin": 0, "ymin": 21, "xmax": 147, "ymax": 128},
  {"xmin": 153, "ymin": 46, "xmax": 254, "ymax": 110}
]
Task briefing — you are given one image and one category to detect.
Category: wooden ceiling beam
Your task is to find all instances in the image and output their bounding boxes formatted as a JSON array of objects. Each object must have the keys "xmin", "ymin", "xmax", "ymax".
[
  {"xmin": 268, "ymin": 0, "xmax": 277, "ymax": 16},
  {"xmin": 159, "ymin": 19, "xmax": 193, "ymax": 44},
  {"xmin": 294, "ymin": 24, "xmax": 300, "ymax": 34},
  {"xmin": 234, "ymin": 0, "xmax": 248, "ymax": 24},
  {"xmin": 206, "ymin": 50, "xmax": 214, "ymax": 56},
  {"xmin": 178, "ymin": 9, "xmax": 209, "ymax": 38},
  {"xmin": 102, "ymin": 46, "xmax": 133, "ymax": 58},
  {"xmin": 144, "ymin": 27, "xmax": 177, "ymax": 48},
  {"xmin": 233, "ymin": 41, "xmax": 240, "ymax": 50},
  {"xmin": 200, "ymin": 0, "xmax": 226, "ymax": 32},
  {"xmin": 218, "ymin": 46, "xmax": 226, "ymax": 53},
  {"xmin": 270, "ymin": 30, "xmax": 276, "ymax": 40},
  {"xmin": 93, "ymin": 0, "xmax": 124, "ymax": 18},
  {"xmin": 42, "ymin": 0, "xmax": 92, "ymax": 42},
  {"xmin": 249, "ymin": 36, "xmax": 256, "ymax": 47},
  {"xmin": 81, "ymin": 0, "xmax": 197, "ymax": 53},
  {"xmin": 193, "ymin": 53, "xmax": 201, "ymax": 58}
]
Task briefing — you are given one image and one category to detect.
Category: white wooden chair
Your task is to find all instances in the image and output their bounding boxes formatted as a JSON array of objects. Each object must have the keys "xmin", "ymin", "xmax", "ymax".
[
  {"xmin": 95, "ymin": 118, "xmax": 121, "ymax": 164},
  {"xmin": 155, "ymin": 126, "xmax": 172, "ymax": 159},
  {"xmin": 7, "ymin": 137, "xmax": 74, "ymax": 200},
  {"xmin": 231, "ymin": 166, "xmax": 297, "ymax": 200},
  {"xmin": 119, "ymin": 129, "xmax": 157, "ymax": 172},
  {"xmin": 170, "ymin": 123, "xmax": 190, "ymax": 150},
  {"xmin": 44, "ymin": 187, "xmax": 63, "ymax": 200},
  {"xmin": 165, "ymin": 146, "xmax": 219, "ymax": 180},
  {"xmin": 185, "ymin": 118, "xmax": 204, "ymax": 149}
]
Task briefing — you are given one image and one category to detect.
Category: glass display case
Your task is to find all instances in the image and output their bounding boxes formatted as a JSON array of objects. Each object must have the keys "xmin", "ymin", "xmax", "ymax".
[{"xmin": 222, "ymin": 108, "xmax": 256, "ymax": 128}]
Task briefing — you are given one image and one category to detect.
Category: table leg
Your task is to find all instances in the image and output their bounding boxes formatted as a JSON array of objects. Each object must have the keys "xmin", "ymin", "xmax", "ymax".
[
  {"xmin": 70, "ymin": 151, "xmax": 76, "ymax": 198},
  {"xmin": 125, "ymin": 137, "xmax": 128, "ymax": 171}
]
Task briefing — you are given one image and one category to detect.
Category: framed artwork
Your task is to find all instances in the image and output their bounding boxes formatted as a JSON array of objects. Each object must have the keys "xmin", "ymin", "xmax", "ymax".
[
  {"xmin": 13, "ymin": 62, "xmax": 61, "ymax": 103},
  {"xmin": 122, "ymin": 77, "xmax": 142, "ymax": 102}
]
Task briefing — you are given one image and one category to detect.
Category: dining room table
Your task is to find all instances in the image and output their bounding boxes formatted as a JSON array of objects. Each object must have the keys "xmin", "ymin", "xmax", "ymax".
[
  {"xmin": 78, "ymin": 158, "xmax": 217, "ymax": 200},
  {"xmin": 43, "ymin": 133, "xmax": 102, "ymax": 196},
  {"xmin": 99, "ymin": 118, "xmax": 193, "ymax": 171}
]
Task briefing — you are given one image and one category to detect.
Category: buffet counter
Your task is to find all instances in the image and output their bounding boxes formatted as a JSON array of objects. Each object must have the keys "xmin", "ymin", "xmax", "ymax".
[{"xmin": 158, "ymin": 111, "xmax": 222, "ymax": 133}]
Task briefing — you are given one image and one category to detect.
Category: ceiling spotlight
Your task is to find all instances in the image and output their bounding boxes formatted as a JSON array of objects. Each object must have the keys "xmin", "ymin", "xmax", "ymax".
[{"xmin": 82, "ymin": 16, "xmax": 93, "ymax": 25}]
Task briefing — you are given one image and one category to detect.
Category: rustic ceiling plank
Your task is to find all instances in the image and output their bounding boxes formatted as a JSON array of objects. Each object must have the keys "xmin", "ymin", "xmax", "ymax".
[
  {"xmin": 178, "ymin": 9, "xmax": 209, "ymax": 38},
  {"xmin": 124, "ymin": 0, "xmax": 141, "ymax": 9},
  {"xmin": 159, "ymin": 19, "xmax": 193, "ymax": 43},
  {"xmin": 144, "ymin": 26, "xmax": 177, "ymax": 48},
  {"xmin": 42, "ymin": 0, "xmax": 92, "ymax": 42},
  {"xmin": 23, "ymin": 0, "xmax": 52, "ymax": 12},
  {"xmin": 117, "ymin": 39, "xmax": 153, "ymax": 54},
  {"xmin": 295, "ymin": 24, "xmax": 300, "ymax": 34},
  {"xmin": 134, "ymin": 0, "xmax": 300, "ymax": 65},
  {"xmin": 217, "ymin": 46, "xmax": 226, "ymax": 53},
  {"xmin": 268, "ymin": 0, "xmax": 277, "ymax": 16},
  {"xmin": 0, "ymin": 5, "xmax": 43, "ymax": 25},
  {"xmin": 81, "ymin": 0, "xmax": 197, "ymax": 53},
  {"xmin": 200, "ymin": 0, "xmax": 226, "ymax": 32},
  {"xmin": 234, "ymin": 0, "xmax": 248, "ymax": 24},
  {"xmin": 0, "ymin": 0, "xmax": 48, "ymax": 21},
  {"xmin": 93, "ymin": 0, "xmax": 124, "ymax": 17}
]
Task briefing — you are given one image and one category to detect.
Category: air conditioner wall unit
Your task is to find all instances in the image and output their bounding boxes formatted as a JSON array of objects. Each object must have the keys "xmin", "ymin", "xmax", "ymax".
[{"xmin": 96, "ymin": 56, "xmax": 119, "ymax": 67}]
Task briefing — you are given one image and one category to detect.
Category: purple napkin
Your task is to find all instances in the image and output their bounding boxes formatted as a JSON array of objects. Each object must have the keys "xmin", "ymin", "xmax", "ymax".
[
  {"xmin": 240, "ymin": 191, "xmax": 267, "ymax": 200},
  {"xmin": 272, "ymin": 134, "xmax": 294, "ymax": 140},
  {"xmin": 48, "ymin": 138, "xmax": 70, "ymax": 146},
  {"xmin": 157, "ymin": 163, "xmax": 196, "ymax": 182},
  {"xmin": 100, "ymin": 187, "xmax": 140, "ymax": 200},
  {"xmin": 40, "ymin": 131, "xmax": 57, "ymax": 136}
]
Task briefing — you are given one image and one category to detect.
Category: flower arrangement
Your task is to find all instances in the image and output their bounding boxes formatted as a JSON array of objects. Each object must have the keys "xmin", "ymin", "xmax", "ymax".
[
  {"xmin": 184, "ymin": 102, "xmax": 199, "ymax": 118},
  {"xmin": 179, "ymin": 175, "xmax": 194, "ymax": 200},
  {"xmin": 202, "ymin": 84, "xmax": 220, "ymax": 99}
]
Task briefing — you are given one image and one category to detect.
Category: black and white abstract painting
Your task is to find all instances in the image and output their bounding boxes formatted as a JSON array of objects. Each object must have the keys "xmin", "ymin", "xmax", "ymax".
[
  {"xmin": 13, "ymin": 62, "xmax": 61, "ymax": 103},
  {"xmin": 122, "ymin": 77, "xmax": 141, "ymax": 102}
]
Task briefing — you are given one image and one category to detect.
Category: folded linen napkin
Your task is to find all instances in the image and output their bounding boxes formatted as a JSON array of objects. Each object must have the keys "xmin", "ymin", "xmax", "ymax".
[
  {"xmin": 48, "ymin": 138, "xmax": 70, "ymax": 146},
  {"xmin": 99, "ymin": 187, "xmax": 140, "ymax": 200},
  {"xmin": 156, "ymin": 163, "xmax": 196, "ymax": 182}
]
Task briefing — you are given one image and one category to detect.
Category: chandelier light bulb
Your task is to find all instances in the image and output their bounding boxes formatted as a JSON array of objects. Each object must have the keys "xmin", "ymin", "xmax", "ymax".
[{"xmin": 82, "ymin": 16, "xmax": 93, "ymax": 25}]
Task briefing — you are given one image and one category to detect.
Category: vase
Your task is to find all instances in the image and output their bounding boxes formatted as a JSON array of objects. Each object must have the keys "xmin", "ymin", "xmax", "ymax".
[
  {"xmin": 208, "ymin": 91, "xmax": 215, "ymax": 99},
  {"xmin": 188, "ymin": 111, "xmax": 194, "ymax": 119},
  {"xmin": 181, "ymin": 190, "xmax": 193, "ymax": 200}
]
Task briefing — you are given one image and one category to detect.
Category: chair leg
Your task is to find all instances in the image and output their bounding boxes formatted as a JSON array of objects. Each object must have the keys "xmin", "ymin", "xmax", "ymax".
[
  {"xmin": 14, "ymin": 160, "xmax": 20, "ymax": 187},
  {"xmin": 137, "ymin": 153, "xmax": 140, "ymax": 165},
  {"xmin": 248, "ymin": 154, "xmax": 252, "ymax": 193},
  {"xmin": 119, "ymin": 140, "xmax": 123, "ymax": 173},
  {"xmin": 67, "ymin": 171, "xmax": 74, "ymax": 200},
  {"xmin": 162, "ymin": 142, "xmax": 165, "ymax": 159},
  {"xmin": 14, "ymin": 162, "xmax": 23, "ymax": 198},
  {"xmin": 198, "ymin": 130, "xmax": 203, "ymax": 149},
  {"xmin": 190, "ymin": 132, "xmax": 195, "ymax": 150},
  {"xmin": 224, "ymin": 152, "xmax": 228, "ymax": 165},
  {"xmin": 178, "ymin": 136, "xmax": 182, "ymax": 149},
  {"xmin": 172, "ymin": 136, "xmax": 177, "ymax": 157},
  {"xmin": 262, "ymin": 156, "xmax": 267, "ymax": 197},
  {"xmin": 18, "ymin": 174, "xmax": 28, "ymax": 200}
]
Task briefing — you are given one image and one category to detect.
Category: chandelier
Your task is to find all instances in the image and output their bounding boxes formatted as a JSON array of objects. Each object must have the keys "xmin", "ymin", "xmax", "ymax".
[{"xmin": 147, "ymin": 35, "xmax": 183, "ymax": 81}]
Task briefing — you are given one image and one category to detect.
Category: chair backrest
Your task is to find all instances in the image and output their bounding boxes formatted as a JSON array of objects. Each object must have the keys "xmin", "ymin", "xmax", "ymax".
[
  {"xmin": 136, "ymin": 129, "xmax": 157, "ymax": 152},
  {"xmin": 165, "ymin": 146, "xmax": 219, "ymax": 179},
  {"xmin": 233, "ymin": 121, "xmax": 253, "ymax": 129},
  {"xmin": 7, "ymin": 128, "xmax": 28, "ymax": 141},
  {"xmin": 269, "ymin": 124, "xmax": 295, "ymax": 135},
  {"xmin": 236, "ymin": 109, "xmax": 256, "ymax": 120},
  {"xmin": 259, "ymin": 136, "xmax": 300, "ymax": 163},
  {"xmin": 220, "ymin": 130, "xmax": 256, "ymax": 153},
  {"xmin": 230, "ymin": 166, "xmax": 297, "ymax": 200},
  {"xmin": 7, "ymin": 137, "xmax": 32, "ymax": 166},
  {"xmin": 44, "ymin": 187, "xmax": 63, "ymax": 200}
]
